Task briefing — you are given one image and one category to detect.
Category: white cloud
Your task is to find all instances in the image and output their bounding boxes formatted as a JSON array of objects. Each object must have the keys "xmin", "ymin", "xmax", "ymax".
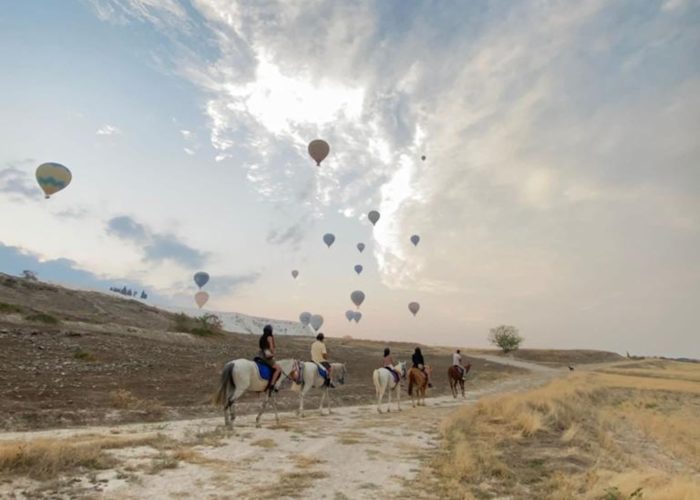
[{"xmin": 96, "ymin": 124, "xmax": 121, "ymax": 136}]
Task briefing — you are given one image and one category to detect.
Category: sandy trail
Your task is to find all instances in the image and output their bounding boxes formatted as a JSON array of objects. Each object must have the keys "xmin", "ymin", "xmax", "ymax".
[{"xmin": 3, "ymin": 360, "xmax": 562, "ymax": 499}]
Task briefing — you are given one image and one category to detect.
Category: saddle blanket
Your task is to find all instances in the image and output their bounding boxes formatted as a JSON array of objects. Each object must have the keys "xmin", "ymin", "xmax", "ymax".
[
  {"xmin": 314, "ymin": 362, "xmax": 328, "ymax": 379},
  {"xmin": 254, "ymin": 359, "xmax": 273, "ymax": 380},
  {"xmin": 384, "ymin": 367, "xmax": 399, "ymax": 383}
]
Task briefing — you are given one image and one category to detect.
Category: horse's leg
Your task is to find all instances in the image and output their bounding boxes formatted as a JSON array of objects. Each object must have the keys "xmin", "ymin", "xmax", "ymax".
[
  {"xmin": 386, "ymin": 383, "xmax": 392, "ymax": 413},
  {"xmin": 327, "ymin": 385, "xmax": 333, "ymax": 415},
  {"xmin": 396, "ymin": 385, "xmax": 402, "ymax": 412},
  {"xmin": 319, "ymin": 387, "xmax": 327, "ymax": 415},
  {"xmin": 271, "ymin": 393, "xmax": 280, "ymax": 425},
  {"xmin": 461, "ymin": 380, "xmax": 465, "ymax": 399},
  {"xmin": 299, "ymin": 382, "xmax": 311, "ymax": 418},
  {"xmin": 376, "ymin": 380, "xmax": 384, "ymax": 414},
  {"xmin": 256, "ymin": 393, "xmax": 271, "ymax": 428},
  {"xmin": 226, "ymin": 385, "xmax": 246, "ymax": 429}
]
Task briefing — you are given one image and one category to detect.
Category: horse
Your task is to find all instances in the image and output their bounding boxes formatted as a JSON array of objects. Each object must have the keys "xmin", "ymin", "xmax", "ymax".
[
  {"xmin": 296, "ymin": 362, "xmax": 347, "ymax": 417},
  {"xmin": 372, "ymin": 361, "xmax": 407, "ymax": 413},
  {"xmin": 408, "ymin": 365, "xmax": 432, "ymax": 407},
  {"xmin": 448, "ymin": 362, "xmax": 472, "ymax": 399},
  {"xmin": 214, "ymin": 358, "xmax": 298, "ymax": 429}
]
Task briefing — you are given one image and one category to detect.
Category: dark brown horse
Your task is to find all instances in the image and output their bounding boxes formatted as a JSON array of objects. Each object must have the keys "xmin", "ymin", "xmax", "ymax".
[
  {"xmin": 448, "ymin": 362, "xmax": 471, "ymax": 398},
  {"xmin": 407, "ymin": 365, "xmax": 432, "ymax": 407}
]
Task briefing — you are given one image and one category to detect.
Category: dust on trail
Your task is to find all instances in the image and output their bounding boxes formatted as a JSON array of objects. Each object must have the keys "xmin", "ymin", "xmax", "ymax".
[{"xmin": 2, "ymin": 360, "xmax": 562, "ymax": 500}]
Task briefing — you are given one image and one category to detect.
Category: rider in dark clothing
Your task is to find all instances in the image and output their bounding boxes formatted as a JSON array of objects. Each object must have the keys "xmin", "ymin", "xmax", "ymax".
[
  {"xmin": 412, "ymin": 347, "xmax": 432, "ymax": 388},
  {"xmin": 258, "ymin": 325, "xmax": 281, "ymax": 392}
]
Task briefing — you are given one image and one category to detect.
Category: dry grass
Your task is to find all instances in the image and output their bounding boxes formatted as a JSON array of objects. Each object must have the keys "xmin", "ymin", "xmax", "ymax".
[
  {"xmin": 426, "ymin": 360, "xmax": 700, "ymax": 499},
  {"xmin": 109, "ymin": 389, "xmax": 165, "ymax": 417},
  {"xmin": 0, "ymin": 433, "xmax": 171, "ymax": 480},
  {"xmin": 256, "ymin": 470, "xmax": 329, "ymax": 499},
  {"xmin": 250, "ymin": 438, "xmax": 277, "ymax": 449}
]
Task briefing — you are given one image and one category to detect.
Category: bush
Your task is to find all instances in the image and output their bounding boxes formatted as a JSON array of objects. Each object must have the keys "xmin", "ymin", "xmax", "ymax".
[
  {"xmin": 25, "ymin": 313, "xmax": 60, "ymax": 325},
  {"xmin": 172, "ymin": 312, "xmax": 222, "ymax": 336},
  {"xmin": 0, "ymin": 303, "xmax": 23, "ymax": 314},
  {"xmin": 489, "ymin": 325, "xmax": 523, "ymax": 353}
]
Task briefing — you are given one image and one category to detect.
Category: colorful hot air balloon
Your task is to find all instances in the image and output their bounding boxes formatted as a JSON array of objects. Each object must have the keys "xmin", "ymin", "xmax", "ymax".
[
  {"xmin": 308, "ymin": 139, "xmax": 330, "ymax": 166},
  {"xmin": 350, "ymin": 290, "xmax": 365, "ymax": 308},
  {"xmin": 36, "ymin": 162, "xmax": 72, "ymax": 199},
  {"xmin": 354, "ymin": 264, "xmax": 363, "ymax": 275},
  {"xmin": 368, "ymin": 210, "xmax": 380, "ymax": 226},
  {"xmin": 194, "ymin": 272, "xmax": 210, "ymax": 289},
  {"xmin": 353, "ymin": 311, "xmax": 362, "ymax": 323},
  {"xmin": 194, "ymin": 291, "xmax": 209, "ymax": 309},
  {"xmin": 292, "ymin": 270, "xmax": 299, "ymax": 279},
  {"xmin": 408, "ymin": 302, "xmax": 420, "ymax": 316},
  {"xmin": 310, "ymin": 314, "xmax": 324, "ymax": 332},
  {"xmin": 410, "ymin": 235, "xmax": 420, "ymax": 246},
  {"xmin": 323, "ymin": 233, "xmax": 336, "ymax": 248},
  {"xmin": 299, "ymin": 312, "xmax": 312, "ymax": 327},
  {"xmin": 357, "ymin": 242, "xmax": 365, "ymax": 253},
  {"xmin": 421, "ymin": 155, "xmax": 426, "ymax": 161},
  {"xmin": 345, "ymin": 310, "xmax": 354, "ymax": 322}
]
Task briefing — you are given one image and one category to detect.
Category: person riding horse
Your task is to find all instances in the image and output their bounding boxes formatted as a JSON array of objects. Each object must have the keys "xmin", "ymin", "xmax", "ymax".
[
  {"xmin": 453, "ymin": 349, "xmax": 467, "ymax": 381},
  {"xmin": 311, "ymin": 332, "xmax": 334, "ymax": 388},
  {"xmin": 383, "ymin": 347, "xmax": 400, "ymax": 383},
  {"xmin": 412, "ymin": 347, "xmax": 432, "ymax": 388},
  {"xmin": 258, "ymin": 325, "xmax": 282, "ymax": 392}
]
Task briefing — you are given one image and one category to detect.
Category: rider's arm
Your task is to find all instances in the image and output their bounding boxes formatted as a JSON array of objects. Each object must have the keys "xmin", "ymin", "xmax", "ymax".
[{"xmin": 268, "ymin": 336, "xmax": 276, "ymax": 352}]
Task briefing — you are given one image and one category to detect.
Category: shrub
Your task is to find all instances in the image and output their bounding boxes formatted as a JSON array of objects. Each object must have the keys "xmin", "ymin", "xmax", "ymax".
[
  {"xmin": 0, "ymin": 302, "xmax": 23, "ymax": 314},
  {"xmin": 25, "ymin": 313, "xmax": 60, "ymax": 325},
  {"xmin": 489, "ymin": 325, "xmax": 523, "ymax": 353}
]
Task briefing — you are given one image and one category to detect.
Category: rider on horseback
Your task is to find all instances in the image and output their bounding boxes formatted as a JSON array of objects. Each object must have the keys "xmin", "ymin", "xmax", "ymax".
[
  {"xmin": 412, "ymin": 347, "xmax": 432, "ymax": 388},
  {"xmin": 259, "ymin": 325, "xmax": 281, "ymax": 393},
  {"xmin": 311, "ymin": 332, "xmax": 334, "ymax": 388},
  {"xmin": 383, "ymin": 347, "xmax": 400, "ymax": 383},
  {"xmin": 453, "ymin": 349, "xmax": 467, "ymax": 381}
]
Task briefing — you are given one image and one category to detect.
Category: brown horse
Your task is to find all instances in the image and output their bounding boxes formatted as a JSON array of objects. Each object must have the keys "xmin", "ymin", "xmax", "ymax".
[
  {"xmin": 408, "ymin": 365, "xmax": 432, "ymax": 407},
  {"xmin": 448, "ymin": 362, "xmax": 471, "ymax": 399}
]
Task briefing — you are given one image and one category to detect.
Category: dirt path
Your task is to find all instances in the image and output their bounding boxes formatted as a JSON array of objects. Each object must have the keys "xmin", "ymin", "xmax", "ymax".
[{"xmin": 3, "ymin": 359, "xmax": 562, "ymax": 499}]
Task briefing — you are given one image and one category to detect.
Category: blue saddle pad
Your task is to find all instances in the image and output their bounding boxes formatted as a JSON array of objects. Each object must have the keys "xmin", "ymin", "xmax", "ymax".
[
  {"xmin": 255, "ymin": 360, "xmax": 273, "ymax": 380},
  {"xmin": 316, "ymin": 364, "xmax": 328, "ymax": 378}
]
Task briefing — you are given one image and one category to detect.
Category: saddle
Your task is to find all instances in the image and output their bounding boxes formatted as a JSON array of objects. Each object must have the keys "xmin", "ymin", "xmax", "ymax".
[
  {"xmin": 312, "ymin": 362, "xmax": 329, "ymax": 379},
  {"xmin": 253, "ymin": 357, "xmax": 273, "ymax": 381},
  {"xmin": 384, "ymin": 367, "xmax": 400, "ymax": 384}
]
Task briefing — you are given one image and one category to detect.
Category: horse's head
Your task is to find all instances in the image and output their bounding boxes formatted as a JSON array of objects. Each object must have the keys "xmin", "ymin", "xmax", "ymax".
[
  {"xmin": 398, "ymin": 361, "xmax": 408, "ymax": 379},
  {"xmin": 333, "ymin": 363, "xmax": 347, "ymax": 385}
]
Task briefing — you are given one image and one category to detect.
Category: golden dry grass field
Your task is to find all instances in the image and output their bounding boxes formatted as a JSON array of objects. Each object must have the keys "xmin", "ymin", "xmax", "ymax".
[{"xmin": 423, "ymin": 360, "xmax": 700, "ymax": 499}]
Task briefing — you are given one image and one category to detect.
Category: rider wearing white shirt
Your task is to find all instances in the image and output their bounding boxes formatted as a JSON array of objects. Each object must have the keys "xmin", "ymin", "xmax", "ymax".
[{"xmin": 453, "ymin": 349, "xmax": 466, "ymax": 381}]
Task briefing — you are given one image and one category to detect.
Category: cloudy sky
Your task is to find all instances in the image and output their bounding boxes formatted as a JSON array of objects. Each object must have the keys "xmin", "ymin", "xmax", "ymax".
[{"xmin": 1, "ymin": 0, "xmax": 698, "ymax": 357}]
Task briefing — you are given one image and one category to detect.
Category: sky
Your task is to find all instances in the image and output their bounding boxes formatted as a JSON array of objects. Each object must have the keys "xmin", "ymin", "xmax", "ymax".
[{"xmin": 1, "ymin": 0, "xmax": 699, "ymax": 358}]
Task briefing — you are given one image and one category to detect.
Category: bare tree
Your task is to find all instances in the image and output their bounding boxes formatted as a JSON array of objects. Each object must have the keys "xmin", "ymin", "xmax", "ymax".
[{"xmin": 21, "ymin": 270, "xmax": 38, "ymax": 281}]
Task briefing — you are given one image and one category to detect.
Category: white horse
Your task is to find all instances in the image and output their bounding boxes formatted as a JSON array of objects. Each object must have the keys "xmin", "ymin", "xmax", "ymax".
[
  {"xmin": 372, "ymin": 361, "xmax": 407, "ymax": 413},
  {"xmin": 297, "ymin": 362, "xmax": 347, "ymax": 417},
  {"xmin": 214, "ymin": 358, "xmax": 298, "ymax": 429}
]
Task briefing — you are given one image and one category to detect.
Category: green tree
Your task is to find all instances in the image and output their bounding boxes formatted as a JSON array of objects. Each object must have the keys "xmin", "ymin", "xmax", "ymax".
[{"xmin": 489, "ymin": 325, "xmax": 523, "ymax": 353}]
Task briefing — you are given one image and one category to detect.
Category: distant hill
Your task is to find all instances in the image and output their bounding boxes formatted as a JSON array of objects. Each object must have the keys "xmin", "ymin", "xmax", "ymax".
[{"xmin": 0, "ymin": 273, "xmax": 311, "ymax": 336}]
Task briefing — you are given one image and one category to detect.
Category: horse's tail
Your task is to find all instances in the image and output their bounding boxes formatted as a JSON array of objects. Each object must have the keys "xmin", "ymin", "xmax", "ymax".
[
  {"xmin": 214, "ymin": 362, "xmax": 235, "ymax": 407},
  {"xmin": 373, "ymin": 369, "xmax": 381, "ymax": 396},
  {"xmin": 408, "ymin": 369, "xmax": 414, "ymax": 396}
]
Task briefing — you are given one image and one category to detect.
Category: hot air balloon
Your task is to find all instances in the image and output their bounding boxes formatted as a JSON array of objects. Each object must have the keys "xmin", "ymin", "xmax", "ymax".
[
  {"xmin": 421, "ymin": 155, "xmax": 426, "ymax": 161},
  {"xmin": 323, "ymin": 233, "xmax": 335, "ymax": 248},
  {"xmin": 36, "ymin": 162, "xmax": 72, "ymax": 199},
  {"xmin": 345, "ymin": 310, "xmax": 354, "ymax": 322},
  {"xmin": 410, "ymin": 235, "xmax": 420, "ymax": 246},
  {"xmin": 353, "ymin": 311, "xmax": 362, "ymax": 323},
  {"xmin": 351, "ymin": 290, "xmax": 365, "ymax": 308},
  {"xmin": 291, "ymin": 270, "xmax": 299, "ymax": 279},
  {"xmin": 299, "ymin": 312, "xmax": 312, "ymax": 327},
  {"xmin": 354, "ymin": 264, "xmax": 363, "ymax": 275},
  {"xmin": 194, "ymin": 291, "xmax": 209, "ymax": 309},
  {"xmin": 368, "ymin": 210, "xmax": 380, "ymax": 226},
  {"xmin": 194, "ymin": 272, "xmax": 210, "ymax": 289},
  {"xmin": 357, "ymin": 242, "xmax": 365, "ymax": 253},
  {"xmin": 408, "ymin": 302, "xmax": 420, "ymax": 316},
  {"xmin": 308, "ymin": 139, "xmax": 330, "ymax": 166},
  {"xmin": 310, "ymin": 314, "xmax": 324, "ymax": 332}
]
